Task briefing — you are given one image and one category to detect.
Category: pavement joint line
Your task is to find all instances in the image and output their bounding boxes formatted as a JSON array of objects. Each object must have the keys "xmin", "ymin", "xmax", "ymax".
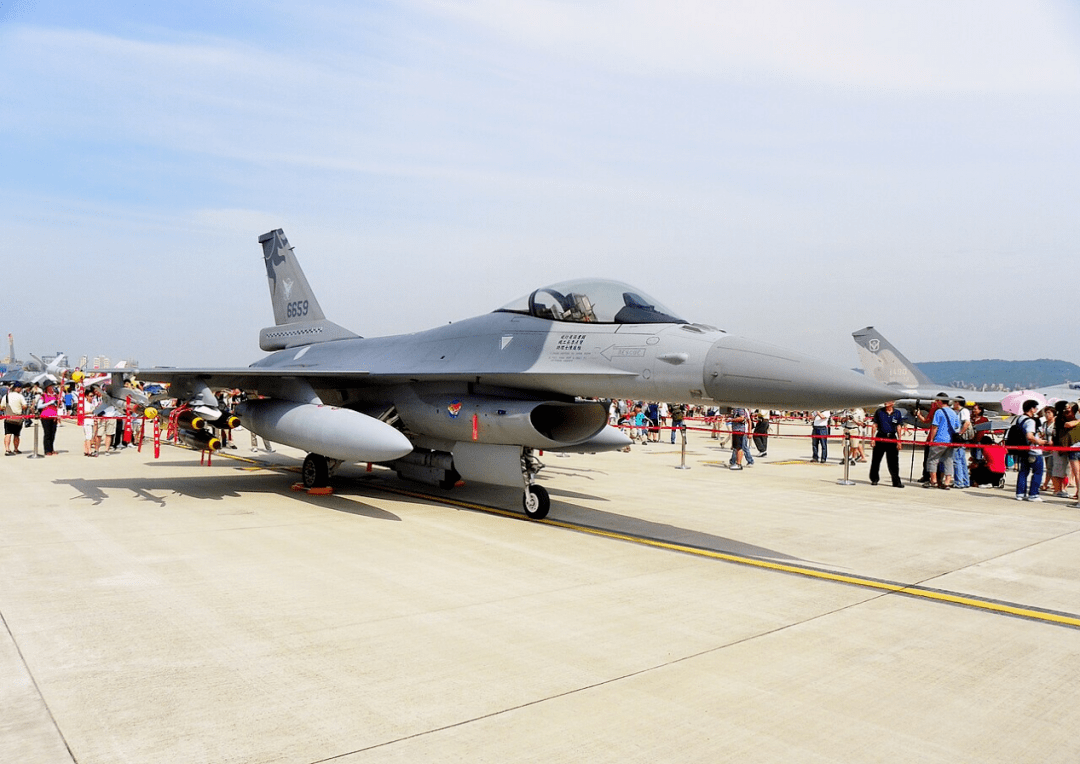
[
  {"xmin": 0, "ymin": 610, "xmax": 78, "ymax": 763},
  {"xmin": 209, "ymin": 448, "xmax": 1080, "ymax": 630},
  {"xmin": 309, "ymin": 600, "xmax": 830, "ymax": 762}
]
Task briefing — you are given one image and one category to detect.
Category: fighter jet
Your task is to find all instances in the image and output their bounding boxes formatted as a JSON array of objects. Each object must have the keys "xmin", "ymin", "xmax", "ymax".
[
  {"xmin": 1031, "ymin": 381, "xmax": 1080, "ymax": 405},
  {"xmin": 851, "ymin": 327, "xmax": 1011, "ymax": 410},
  {"xmin": 853, "ymin": 326, "xmax": 1080, "ymax": 415},
  {"xmin": 0, "ymin": 353, "xmax": 69, "ymax": 387},
  {"xmin": 121, "ymin": 230, "xmax": 893, "ymax": 518},
  {"xmin": 0, "ymin": 354, "xmax": 113, "ymax": 390}
]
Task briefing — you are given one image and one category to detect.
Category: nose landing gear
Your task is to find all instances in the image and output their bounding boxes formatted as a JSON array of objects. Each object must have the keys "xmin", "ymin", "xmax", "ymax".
[
  {"xmin": 521, "ymin": 448, "xmax": 549, "ymax": 519},
  {"xmin": 523, "ymin": 484, "xmax": 550, "ymax": 519}
]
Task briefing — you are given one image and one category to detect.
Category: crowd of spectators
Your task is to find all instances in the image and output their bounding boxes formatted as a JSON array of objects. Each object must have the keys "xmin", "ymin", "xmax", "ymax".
[
  {"xmin": 606, "ymin": 395, "xmax": 1080, "ymax": 503},
  {"xmin": 1, "ymin": 377, "xmax": 147, "ymax": 457},
  {"xmin": 6, "ymin": 379, "xmax": 1079, "ymax": 508}
]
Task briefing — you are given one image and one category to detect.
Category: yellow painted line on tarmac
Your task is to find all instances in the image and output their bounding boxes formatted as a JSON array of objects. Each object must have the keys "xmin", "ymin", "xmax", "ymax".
[
  {"xmin": 219, "ymin": 454, "xmax": 265, "ymax": 466},
  {"xmin": 369, "ymin": 484, "xmax": 527, "ymax": 520},
  {"xmin": 172, "ymin": 443, "xmax": 300, "ymax": 472},
  {"xmin": 368, "ymin": 483, "xmax": 1080, "ymax": 631}
]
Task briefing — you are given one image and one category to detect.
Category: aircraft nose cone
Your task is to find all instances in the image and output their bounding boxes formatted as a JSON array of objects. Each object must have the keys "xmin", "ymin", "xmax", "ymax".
[{"xmin": 703, "ymin": 336, "xmax": 894, "ymax": 409}]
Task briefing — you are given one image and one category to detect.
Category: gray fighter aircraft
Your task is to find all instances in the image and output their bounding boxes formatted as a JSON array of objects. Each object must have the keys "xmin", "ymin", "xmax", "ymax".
[
  {"xmin": 0, "ymin": 353, "xmax": 69, "ymax": 387},
  {"xmin": 852, "ymin": 327, "xmax": 1009, "ymax": 410},
  {"xmin": 853, "ymin": 326, "xmax": 1080, "ymax": 412},
  {"xmin": 121, "ymin": 230, "xmax": 893, "ymax": 518}
]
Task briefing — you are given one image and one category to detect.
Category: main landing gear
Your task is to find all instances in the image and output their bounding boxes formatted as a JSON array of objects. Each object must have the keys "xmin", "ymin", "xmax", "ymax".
[
  {"xmin": 302, "ymin": 453, "xmax": 343, "ymax": 489},
  {"xmin": 305, "ymin": 445, "xmax": 553, "ymax": 519}
]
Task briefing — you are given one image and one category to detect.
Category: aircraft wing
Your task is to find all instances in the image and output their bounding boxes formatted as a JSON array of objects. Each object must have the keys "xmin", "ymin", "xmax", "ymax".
[
  {"xmin": 116, "ymin": 368, "xmax": 372, "ymax": 409},
  {"xmin": 133, "ymin": 367, "xmax": 369, "ymax": 389},
  {"xmin": 1037, "ymin": 383, "xmax": 1080, "ymax": 403},
  {"xmin": 126, "ymin": 366, "xmax": 639, "ymax": 401}
]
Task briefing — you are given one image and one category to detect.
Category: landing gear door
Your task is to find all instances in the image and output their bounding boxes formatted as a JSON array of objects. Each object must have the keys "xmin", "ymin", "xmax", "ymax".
[{"xmin": 452, "ymin": 443, "xmax": 525, "ymax": 488}]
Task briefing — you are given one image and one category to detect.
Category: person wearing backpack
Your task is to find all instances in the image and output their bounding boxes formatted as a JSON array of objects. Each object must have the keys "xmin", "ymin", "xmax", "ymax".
[
  {"xmin": 925, "ymin": 398, "xmax": 961, "ymax": 489},
  {"xmin": 669, "ymin": 403, "xmax": 686, "ymax": 445},
  {"xmin": 1014, "ymin": 399, "xmax": 1048, "ymax": 502}
]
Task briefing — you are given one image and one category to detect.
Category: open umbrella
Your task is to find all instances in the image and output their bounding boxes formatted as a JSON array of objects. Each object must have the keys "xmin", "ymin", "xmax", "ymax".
[{"xmin": 1000, "ymin": 390, "xmax": 1048, "ymax": 415}]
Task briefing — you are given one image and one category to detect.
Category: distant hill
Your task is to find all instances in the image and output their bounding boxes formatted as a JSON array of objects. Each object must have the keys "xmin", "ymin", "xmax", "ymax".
[{"xmin": 914, "ymin": 359, "xmax": 1080, "ymax": 391}]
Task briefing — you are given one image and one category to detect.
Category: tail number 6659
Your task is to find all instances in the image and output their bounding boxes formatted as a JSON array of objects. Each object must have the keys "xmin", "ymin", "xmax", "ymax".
[{"xmin": 286, "ymin": 300, "xmax": 309, "ymax": 318}]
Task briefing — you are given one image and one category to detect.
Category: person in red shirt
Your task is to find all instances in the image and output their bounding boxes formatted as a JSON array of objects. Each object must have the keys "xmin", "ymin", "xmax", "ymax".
[
  {"xmin": 970, "ymin": 403, "xmax": 990, "ymax": 438},
  {"xmin": 972, "ymin": 435, "xmax": 1006, "ymax": 488}
]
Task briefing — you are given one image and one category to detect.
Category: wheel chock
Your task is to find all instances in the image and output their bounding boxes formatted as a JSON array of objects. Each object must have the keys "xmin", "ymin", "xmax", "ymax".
[{"xmin": 290, "ymin": 483, "xmax": 334, "ymax": 496}]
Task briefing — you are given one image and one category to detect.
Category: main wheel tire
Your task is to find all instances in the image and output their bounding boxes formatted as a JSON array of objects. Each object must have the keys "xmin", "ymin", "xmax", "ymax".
[
  {"xmin": 522, "ymin": 484, "xmax": 550, "ymax": 520},
  {"xmin": 302, "ymin": 453, "xmax": 330, "ymax": 489}
]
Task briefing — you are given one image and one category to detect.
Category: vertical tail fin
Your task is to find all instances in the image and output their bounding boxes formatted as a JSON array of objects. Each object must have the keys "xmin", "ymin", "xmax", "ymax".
[
  {"xmin": 852, "ymin": 327, "xmax": 935, "ymax": 388},
  {"xmin": 257, "ymin": 229, "xmax": 359, "ymax": 351},
  {"xmin": 260, "ymin": 229, "xmax": 328, "ymax": 325}
]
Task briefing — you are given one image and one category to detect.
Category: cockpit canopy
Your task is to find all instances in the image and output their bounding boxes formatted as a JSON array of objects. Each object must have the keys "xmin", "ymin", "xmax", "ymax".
[{"xmin": 496, "ymin": 279, "xmax": 687, "ymax": 325}]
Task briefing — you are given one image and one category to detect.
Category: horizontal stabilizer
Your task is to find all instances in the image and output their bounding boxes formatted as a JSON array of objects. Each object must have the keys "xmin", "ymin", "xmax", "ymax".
[{"xmin": 259, "ymin": 319, "xmax": 360, "ymax": 351}]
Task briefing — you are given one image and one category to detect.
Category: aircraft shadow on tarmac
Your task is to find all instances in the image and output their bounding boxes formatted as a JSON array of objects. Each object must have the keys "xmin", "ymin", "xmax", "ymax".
[
  {"xmin": 345, "ymin": 472, "xmax": 803, "ymax": 564},
  {"xmin": 50, "ymin": 459, "xmax": 799, "ymax": 563},
  {"xmin": 51, "ymin": 472, "xmax": 401, "ymax": 521},
  {"xmin": 548, "ymin": 498, "xmax": 802, "ymax": 563},
  {"xmin": 531, "ymin": 461, "xmax": 612, "ymax": 483}
]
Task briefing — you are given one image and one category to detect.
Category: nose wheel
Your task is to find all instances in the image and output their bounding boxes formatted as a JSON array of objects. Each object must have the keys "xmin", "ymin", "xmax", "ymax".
[{"xmin": 523, "ymin": 484, "xmax": 550, "ymax": 520}]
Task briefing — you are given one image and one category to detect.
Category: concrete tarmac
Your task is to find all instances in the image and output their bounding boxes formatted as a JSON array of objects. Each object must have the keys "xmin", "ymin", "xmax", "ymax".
[{"xmin": 3, "ymin": 419, "xmax": 1080, "ymax": 763}]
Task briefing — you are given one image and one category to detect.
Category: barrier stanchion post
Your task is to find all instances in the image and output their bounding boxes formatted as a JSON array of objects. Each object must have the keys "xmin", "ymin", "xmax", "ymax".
[
  {"xmin": 26, "ymin": 417, "xmax": 42, "ymax": 459},
  {"xmin": 676, "ymin": 424, "xmax": 690, "ymax": 470},
  {"xmin": 837, "ymin": 431, "xmax": 855, "ymax": 485},
  {"xmin": 908, "ymin": 428, "xmax": 918, "ymax": 482}
]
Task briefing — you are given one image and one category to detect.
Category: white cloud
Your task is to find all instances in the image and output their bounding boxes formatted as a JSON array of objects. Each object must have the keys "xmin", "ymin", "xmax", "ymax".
[
  {"xmin": 424, "ymin": 0, "xmax": 1080, "ymax": 93},
  {"xmin": 0, "ymin": 2, "xmax": 1078, "ymax": 368}
]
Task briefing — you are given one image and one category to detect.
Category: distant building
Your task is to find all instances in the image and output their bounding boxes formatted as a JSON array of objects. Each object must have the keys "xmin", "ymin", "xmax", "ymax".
[{"xmin": 5, "ymin": 333, "xmax": 20, "ymax": 366}]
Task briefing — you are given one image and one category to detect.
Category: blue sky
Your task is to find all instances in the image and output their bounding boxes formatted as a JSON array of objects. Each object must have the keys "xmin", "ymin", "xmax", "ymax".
[{"xmin": 2, "ymin": 1, "xmax": 1079, "ymax": 370}]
